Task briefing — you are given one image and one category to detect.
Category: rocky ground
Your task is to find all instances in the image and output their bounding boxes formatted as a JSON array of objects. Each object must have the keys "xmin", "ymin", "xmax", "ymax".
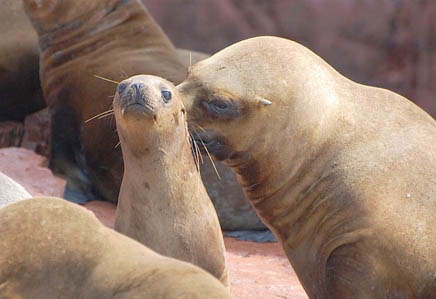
[{"xmin": 0, "ymin": 146, "xmax": 307, "ymax": 299}]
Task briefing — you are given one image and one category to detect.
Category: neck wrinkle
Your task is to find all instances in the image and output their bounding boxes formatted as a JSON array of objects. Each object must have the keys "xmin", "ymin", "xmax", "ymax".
[{"xmin": 39, "ymin": 1, "xmax": 139, "ymax": 54}]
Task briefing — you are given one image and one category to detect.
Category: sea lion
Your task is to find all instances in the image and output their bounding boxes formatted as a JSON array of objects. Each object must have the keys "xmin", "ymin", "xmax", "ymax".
[
  {"xmin": 0, "ymin": 0, "xmax": 44, "ymax": 121},
  {"xmin": 113, "ymin": 75, "xmax": 229, "ymax": 287},
  {"xmin": 0, "ymin": 171, "xmax": 31, "ymax": 208},
  {"xmin": 178, "ymin": 36, "xmax": 436, "ymax": 298},
  {"xmin": 22, "ymin": 0, "xmax": 188, "ymax": 202},
  {"xmin": 0, "ymin": 197, "xmax": 232, "ymax": 299}
]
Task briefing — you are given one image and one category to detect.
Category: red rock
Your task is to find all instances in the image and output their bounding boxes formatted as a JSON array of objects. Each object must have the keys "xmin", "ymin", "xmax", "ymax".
[
  {"xmin": 21, "ymin": 107, "xmax": 50, "ymax": 157},
  {"xmin": 83, "ymin": 200, "xmax": 117, "ymax": 229},
  {"xmin": 0, "ymin": 147, "xmax": 65, "ymax": 197},
  {"xmin": 0, "ymin": 121, "xmax": 24, "ymax": 147},
  {"xmin": 225, "ymin": 237, "xmax": 308, "ymax": 299}
]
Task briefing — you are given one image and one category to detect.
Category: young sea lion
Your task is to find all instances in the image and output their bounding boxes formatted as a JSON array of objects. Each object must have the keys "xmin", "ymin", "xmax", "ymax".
[
  {"xmin": 113, "ymin": 75, "xmax": 229, "ymax": 287},
  {"xmin": 178, "ymin": 36, "xmax": 436, "ymax": 298}
]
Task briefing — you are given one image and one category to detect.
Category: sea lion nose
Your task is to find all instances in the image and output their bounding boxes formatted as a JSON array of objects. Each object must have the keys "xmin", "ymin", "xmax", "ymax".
[
  {"xmin": 131, "ymin": 82, "xmax": 146, "ymax": 93},
  {"xmin": 131, "ymin": 82, "xmax": 146, "ymax": 102}
]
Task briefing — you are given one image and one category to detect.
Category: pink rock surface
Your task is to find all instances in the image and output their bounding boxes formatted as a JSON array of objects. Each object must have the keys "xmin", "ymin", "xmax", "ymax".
[
  {"xmin": 225, "ymin": 238, "xmax": 307, "ymax": 299},
  {"xmin": 83, "ymin": 200, "xmax": 117, "ymax": 229},
  {"xmin": 0, "ymin": 147, "xmax": 65, "ymax": 197},
  {"xmin": 21, "ymin": 107, "xmax": 50, "ymax": 157},
  {"xmin": 82, "ymin": 200, "xmax": 308, "ymax": 298},
  {"xmin": 0, "ymin": 121, "xmax": 24, "ymax": 147}
]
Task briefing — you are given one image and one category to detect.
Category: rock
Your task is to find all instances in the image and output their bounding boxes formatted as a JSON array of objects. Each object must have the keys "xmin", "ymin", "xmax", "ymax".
[
  {"xmin": 0, "ymin": 121, "xmax": 24, "ymax": 147},
  {"xmin": 82, "ymin": 200, "xmax": 117, "ymax": 229},
  {"xmin": 225, "ymin": 237, "xmax": 308, "ymax": 299},
  {"xmin": 0, "ymin": 147, "xmax": 66, "ymax": 197},
  {"xmin": 145, "ymin": 0, "xmax": 436, "ymax": 119},
  {"xmin": 21, "ymin": 108, "xmax": 50, "ymax": 157}
]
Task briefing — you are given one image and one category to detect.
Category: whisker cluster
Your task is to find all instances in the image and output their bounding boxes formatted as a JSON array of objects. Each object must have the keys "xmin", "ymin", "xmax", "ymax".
[{"xmin": 191, "ymin": 126, "xmax": 221, "ymax": 180}]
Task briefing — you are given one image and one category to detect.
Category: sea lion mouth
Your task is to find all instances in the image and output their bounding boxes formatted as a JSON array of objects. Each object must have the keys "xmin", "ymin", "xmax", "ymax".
[
  {"xmin": 191, "ymin": 129, "xmax": 231, "ymax": 161},
  {"xmin": 120, "ymin": 102, "xmax": 155, "ymax": 118}
]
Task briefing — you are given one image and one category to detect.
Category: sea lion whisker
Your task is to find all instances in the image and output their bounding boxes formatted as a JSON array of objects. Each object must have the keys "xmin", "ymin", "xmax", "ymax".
[
  {"xmin": 189, "ymin": 132, "xmax": 201, "ymax": 171},
  {"xmin": 197, "ymin": 141, "xmax": 204, "ymax": 164},
  {"xmin": 119, "ymin": 68, "xmax": 128, "ymax": 80},
  {"xmin": 97, "ymin": 112, "xmax": 114, "ymax": 119},
  {"xmin": 192, "ymin": 128, "xmax": 221, "ymax": 180},
  {"xmin": 85, "ymin": 109, "xmax": 114, "ymax": 123},
  {"xmin": 195, "ymin": 124, "xmax": 206, "ymax": 132},
  {"xmin": 115, "ymin": 140, "xmax": 121, "ymax": 148},
  {"xmin": 202, "ymin": 140, "xmax": 221, "ymax": 180},
  {"xmin": 188, "ymin": 134, "xmax": 197, "ymax": 165},
  {"xmin": 189, "ymin": 51, "xmax": 192, "ymax": 68},
  {"xmin": 93, "ymin": 74, "xmax": 119, "ymax": 85},
  {"xmin": 190, "ymin": 131, "xmax": 204, "ymax": 165}
]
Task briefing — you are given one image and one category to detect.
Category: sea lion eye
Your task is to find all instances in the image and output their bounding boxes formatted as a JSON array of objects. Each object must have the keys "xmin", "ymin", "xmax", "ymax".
[
  {"xmin": 161, "ymin": 90, "xmax": 172, "ymax": 103},
  {"xmin": 117, "ymin": 83, "xmax": 127, "ymax": 94},
  {"xmin": 209, "ymin": 99, "xmax": 229, "ymax": 113}
]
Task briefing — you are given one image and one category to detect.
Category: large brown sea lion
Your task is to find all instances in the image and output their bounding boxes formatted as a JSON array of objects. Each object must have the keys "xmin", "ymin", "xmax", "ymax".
[
  {"xmin": 22, "ymin": 0, "xmax": 187, "ymax": 202},
  {"xmin": 0, "ymin": 0, "xmax": 44, "ymax": 121},
  {"xmin": 0, "ymin": 197, "xmax": 232, "ymax": 299},
  {"xmin": 0, "ymin": 171, "xmax": 31, "ymax": 208},
  {"xmin": 113, "ymin": 75, "xmax": 229, "ymax": 287},
  {"xmin": 178, "ymin": 36, "xmax": 436, "ymax": 298}
]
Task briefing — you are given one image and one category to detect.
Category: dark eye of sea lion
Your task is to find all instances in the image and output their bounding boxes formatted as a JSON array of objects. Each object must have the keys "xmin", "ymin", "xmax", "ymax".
[
  {"xmin": 117, "ymin": 83, "xmax": 127, "ymax": 94},
  {"xmin": 161, "ymin": 90, "xmax": 172, "ymax": 103},
  {"xmin": 209, "ymin": 100, "xmax": 229, "ymax": 113},
  {"xmin": 202, "ymin": 97, "xmax": 242, "ymax": 119}
]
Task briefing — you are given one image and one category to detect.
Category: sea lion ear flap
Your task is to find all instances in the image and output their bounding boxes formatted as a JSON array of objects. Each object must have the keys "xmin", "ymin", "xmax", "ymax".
[
  {"xmin": 255, "ymin": 97, "xmax": 273, "ymax": 107},
  {"xmin": 180, "ymin": 102, "xmax": 186, "ymax": 116}
]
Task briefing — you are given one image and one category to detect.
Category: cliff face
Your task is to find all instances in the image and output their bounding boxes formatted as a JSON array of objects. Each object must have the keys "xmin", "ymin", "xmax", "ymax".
[{"xmin": 145, "ymin": 0, "xmax": 436, "ymax": 118}]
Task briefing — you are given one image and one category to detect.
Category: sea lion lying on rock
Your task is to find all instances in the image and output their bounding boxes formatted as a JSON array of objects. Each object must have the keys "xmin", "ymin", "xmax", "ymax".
[{"xmin": 0, "ymin": 197, "xmax": 232, "ymax": 299}]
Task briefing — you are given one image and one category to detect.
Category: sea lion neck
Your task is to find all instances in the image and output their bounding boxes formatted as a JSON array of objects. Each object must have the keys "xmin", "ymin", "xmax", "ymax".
[{"xmin": 37, "ymin": 0, "xmax": 139, "ymax": 52}]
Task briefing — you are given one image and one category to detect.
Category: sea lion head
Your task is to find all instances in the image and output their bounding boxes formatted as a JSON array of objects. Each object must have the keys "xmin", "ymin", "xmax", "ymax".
[
  {"xmin": 113, "ymin": 74, "xmax": 187, "ymax": 158},
  {"xmin": 177, "ymin": 36, "xmax": 340, "ymax": 190},
  {"xmin": 22, "ymin": 0, "xmax": 129, "ymax": 34}
]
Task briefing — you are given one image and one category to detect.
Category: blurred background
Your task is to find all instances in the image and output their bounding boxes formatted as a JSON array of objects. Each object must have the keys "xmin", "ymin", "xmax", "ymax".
[{"xmin": 145, "ymin": 0, "xmax": 436, "ymax": 119}]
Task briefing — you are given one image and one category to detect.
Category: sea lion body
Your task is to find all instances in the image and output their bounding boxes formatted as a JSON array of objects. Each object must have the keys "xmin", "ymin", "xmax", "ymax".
[
  {"xmin": 0, "ymin": 172, "xmax": 31, "ymax": 208},
  {"xmin": 178, "ymin": 36, "xmax": 436, "ymax": 298},
  {"xmin": 113, "ymin": 75, "xmax": 229, "ymax": 287},
  {"xmin": 0, "ymin": 197, "xmax": 232, "ymax": 299},
  {"xmin": 23, "ymin": 0, "xmax": 187, "ymax": 201},
  {"xmin": 0, "ymin": 0, "xmax": 44, "ymax": 121}
]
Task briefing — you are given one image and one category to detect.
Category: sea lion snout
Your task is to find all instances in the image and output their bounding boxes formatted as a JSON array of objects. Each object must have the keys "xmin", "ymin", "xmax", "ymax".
[
  {"xmin": 129, "ymin": 82, "xmax": 147, "ymax": 103},
  {"xmin": 116, "ymin": 81, "xmax": 156, "ymax": 118}
]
